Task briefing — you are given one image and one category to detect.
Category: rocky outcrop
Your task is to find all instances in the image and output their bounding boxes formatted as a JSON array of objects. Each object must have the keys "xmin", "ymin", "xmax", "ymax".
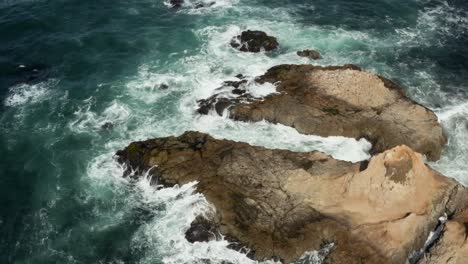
[
  {"xmin": 230, "ymin": 30, "xmax": 279, "ymax": 52},
  {"xmin": 297, "ymin": 49, "xmax": 322, "ymax": 59},
  {"xmin": 116, "ymin": 131, "xmax": 468, "ymax": 264},
  {"xmin": 197, "ymin": 64, "xmax": 446, "ymax": 160}
]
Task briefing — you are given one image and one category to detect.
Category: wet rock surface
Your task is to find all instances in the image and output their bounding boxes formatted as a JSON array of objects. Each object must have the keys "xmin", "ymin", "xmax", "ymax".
[
  {"xmin": 230, "ymin": 30, "xmax": 279, "ymax": 52},
  {"xmin": 197, "ymin": 64, "xmax": 447, "ymax": 161},
  {"xmin": 297, "ymin": 49, "xmax": 322, "ymax": 59},
  {"xmin": 185, "ymin": 216, "xmax": 220, "ymax": 243},
  {"xmin": 117, "ymin": 131, "xmax": 468, "ymax": 264}
]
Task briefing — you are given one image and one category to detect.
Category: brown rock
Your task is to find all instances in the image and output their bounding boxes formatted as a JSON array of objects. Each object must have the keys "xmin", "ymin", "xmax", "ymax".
[
  {"xmin": 116, "ymin": 131, "xmax": 467, "ymax": 263},
  {"xmin": 197, "ymin": 64, "xmax": 446, "ymax": 161},
  {"xmin": 230, "ymin": 30, "xmax": 279, "ymax": 52},
  {"xmin": 297, "ymin": 49, "xmax": 322, "ymax": 59}
]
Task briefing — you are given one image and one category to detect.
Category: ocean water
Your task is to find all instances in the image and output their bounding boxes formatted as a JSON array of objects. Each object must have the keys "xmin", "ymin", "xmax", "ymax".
[{"xmin": 0, "ymin": 0, "xmax": 467, "ymax": 263}]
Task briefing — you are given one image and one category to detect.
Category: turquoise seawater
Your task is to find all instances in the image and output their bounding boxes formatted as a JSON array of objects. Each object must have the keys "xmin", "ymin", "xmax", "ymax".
[{"xmin": 0, "ymin": 0, "xmax": 467, "ymax": 263}]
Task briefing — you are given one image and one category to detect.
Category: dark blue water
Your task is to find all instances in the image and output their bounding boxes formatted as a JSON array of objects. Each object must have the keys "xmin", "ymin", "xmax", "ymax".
[{"xmin": 1, "ymin": 0, "xmax": 467, "ymax": 263}]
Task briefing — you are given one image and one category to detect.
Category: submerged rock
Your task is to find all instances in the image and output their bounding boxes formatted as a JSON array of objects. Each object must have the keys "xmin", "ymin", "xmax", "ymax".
[
  {"xmin": 198, "ymin": 79, "xmax": 248, "ymax": 115},
  {"xmin": 117, "ymin": 131, "xmax": 468, "ymax": 264},
  {"xmin": 230, "ymin": 30, "xmax": 279, "ymax": 52},
  {"xmin": 185, "ymin": 216, "xmax": 220, "ymax": 243},
  {"xmin": 169, "ymin": 0, "xmax": 215, "ymax": 9},
  {"xmin": 8, "ymin": 63, "xmax": 51, "ymax": 85},
  {"xmin": 101, "ymin": 122, "xmax": 114, "ymax": 130},
  {"xmin": 197, "ymin": 64, "xmax": 446, "ymax": 160},
  {"xmin": 297, "ymin": 49, "xmax": 322, "ymax": 59},
  {"xmin": 194, "ymin": 1, "xmax": 215, "ymax": 8},
  {"xmin": 169, "ymin": 0, "xmax": 184, "ymax": 8},
  {"xmin": 157, "ymin": 83, "xmax": 169, "ymax": 90}
]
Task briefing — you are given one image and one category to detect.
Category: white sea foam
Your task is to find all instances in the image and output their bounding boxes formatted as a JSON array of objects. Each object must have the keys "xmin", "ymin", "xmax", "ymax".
[
  {"xmin": 295, "ymin": 243, "xmax": 335, "ymax": 264},
  {"xmin": 131, "ymin": 179, "xmax": 265, "ymax": 264},
  {"xmin": 185, "ymin": 0, "xmax": 239, "ymax": 9},
  {"xmin": 4, "ymin": 79, "xmax": 57, "ymax": 107},
  {"xmin": 68, "ymin": 100, "xmax": 131, "ymax": 133},
  {"xmin": 126, "ymin": 64, "xmax": 189, "ymax": 103},
  {"xmin": 245, "ymin": 81, "xmax": 278, "ymax": 98},
  {"xmin": 163, "ymin": 0, "xmax": 239, "ymax": 11},
  {"xmin": 396, "ymin": 0, "xmax": 468, "ymax": 47},
  {"xmin": 431, "ymin": 100, "xmax": 468, "ymax": 186},
  {"xmin": 193, "ymin": 115, "xmax": 371, "ymax": 162}
]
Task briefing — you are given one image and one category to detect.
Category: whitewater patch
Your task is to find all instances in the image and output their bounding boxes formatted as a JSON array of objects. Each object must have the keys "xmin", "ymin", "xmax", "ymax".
[
  {"xmin": 295, "ymin": 243, "xmax": 335, "ymax": 264},
  {"xmin": 431, "ymin": 100, "xmax": 468, "ymax": 186},
  {"xmin": 193, "ymin": 115, "xmax": 371, "ymax": 162},
  {"xmin": 4, "ymin": 79, "xmax": 57, "ymax": 107},
  {"xmin": 245, "ymin": 81, "xmax": 278, "ymax": 98},
  {"xmin": 396, "ymin": 0, "xmax": 467, "ymax": 47},
  {"xmin": 68, "ymin": 99, "xmax": 131, "ymax": 133},
  {"xmin": 130, "ymin": 178, "xmax": 264, "ymax": 264},
  {"xmin": 163, "ymin": 0, "xmax": 239, "ymax": 12},
  {"xmin": 126, "ymin": 64, "xmax": 189, "ymax": 104}
]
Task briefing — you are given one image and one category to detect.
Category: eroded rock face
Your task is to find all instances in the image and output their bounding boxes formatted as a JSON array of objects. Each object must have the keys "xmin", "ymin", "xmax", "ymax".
[
  {"xmin": 116, "ymin": 131, "xmax": 467, "ymax": 263},
  {"xmin": 197, "ymin": 64, "xmax": 446, "ymax": 160},
  {"xmin": 230, "ymin": 30, "xmax": 279, "ymax": 52}
]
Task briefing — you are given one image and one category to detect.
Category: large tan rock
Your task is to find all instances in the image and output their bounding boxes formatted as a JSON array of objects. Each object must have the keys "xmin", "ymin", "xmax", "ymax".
[
  {"xmin": 116, "ymin": 131, "xmax": 467, "ymax": 264},
  {"xmin": 197, "ymin": 65, "xmax": 446, "ymax": 160}
]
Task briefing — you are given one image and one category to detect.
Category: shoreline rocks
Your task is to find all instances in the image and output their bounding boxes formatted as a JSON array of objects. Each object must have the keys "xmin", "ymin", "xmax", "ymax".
[
  {"xmin": 116, "ymin": 131, "xmax": 468, "ymax": 264},
  {"xmin": 197, "ymin": 64, "xmax": 446, "ymax": 161},
  {"xmin": 231, "ymin": 30, "xmax": 279, "ymax": 52}
]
